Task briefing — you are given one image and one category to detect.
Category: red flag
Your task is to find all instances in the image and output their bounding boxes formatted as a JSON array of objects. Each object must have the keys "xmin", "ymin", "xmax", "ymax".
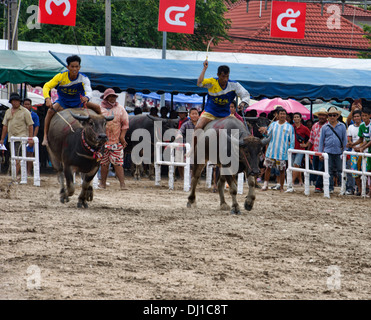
[
  {"xmin": 270, "ymin": 1, "xmax": 306, "ymax": 39},
  {"xmin": 158, "ymin": 0, "xmax": 196, "ymax": 34},
  {"xmin": 38, "ymin": 0, "xmax": 77, "ymax": 26}
]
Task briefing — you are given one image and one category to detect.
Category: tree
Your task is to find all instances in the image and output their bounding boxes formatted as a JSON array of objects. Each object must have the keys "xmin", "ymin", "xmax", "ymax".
[{"xmin": 0, "ymin": 0, "xmax": 239, "ymax": 51}]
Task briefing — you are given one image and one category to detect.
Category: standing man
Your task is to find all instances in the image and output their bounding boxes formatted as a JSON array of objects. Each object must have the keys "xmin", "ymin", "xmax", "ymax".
[
  {"xmin": 292, "ymin": 112, "xmax": 311, "ymax": 186},
  {"xmin": 0, "ymin": 93, "xmax": 34, "ymax": 179},
  {"xmin": 23, "ymin": 98, "xmax": 40, "ymax": 176},
  {"xmin": 346, "ymin": 110, "xmax": 363, "ymax": 195},
  {"xmin": 307, "ymin": 108, "xmax": 328, "ymax": 193},
  {"xmin": 176, "ymin": 106, "xmax": 189, "ymax": 129},
  {"xmin": 42, "ymin": 55, "xmax": 101, "ymax": 146},
  {"xmin": 260, "ymin": 106, "xmax": 295, "ymax": 192},
  {"xmin": 98, "ymin": 88, "xmax": 129, "ymax": 190},
  {"xmin": 318, "ymin": 106, "xmax": 347, "ymax": 194},
  {"xmin": 174, "ymin": 107, "xmax": 200, "ymax": 180}
]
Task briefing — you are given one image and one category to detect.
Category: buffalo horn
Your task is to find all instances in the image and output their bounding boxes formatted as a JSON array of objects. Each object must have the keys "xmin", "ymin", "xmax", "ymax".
[{"xmin": 70, "ymin": 111, "xmax": 90, "ymax": 121}]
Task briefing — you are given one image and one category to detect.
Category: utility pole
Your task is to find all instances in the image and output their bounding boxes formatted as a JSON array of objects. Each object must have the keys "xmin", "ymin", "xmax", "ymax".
[
  {"xmin": 7, "ymin": 0, "xmax": 18, "ymax": 50},
  {"xmin": 105, "ymin": 0, "xmax": 111, "ymax": 56},
  {"xmin": 160, "ymin": 31, "xmax": 167, "ymax": 108}
]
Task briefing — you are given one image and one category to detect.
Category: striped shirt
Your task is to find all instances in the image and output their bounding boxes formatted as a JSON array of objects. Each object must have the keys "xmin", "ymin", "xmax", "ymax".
[{"xmin": 265, "ymin": 121, "xmax": 295, "ymax": 161}]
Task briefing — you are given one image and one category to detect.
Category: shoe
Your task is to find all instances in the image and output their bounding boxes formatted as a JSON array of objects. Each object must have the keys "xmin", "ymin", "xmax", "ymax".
[
  {"xmin": 271, "ymin": 184, "xmax": 281, "ymax": 190},
  {"xmin": 356, "ymin": 192, "xmax": 361, "ymax": 196},
  {"xmin": 314, "ymin": 188, "xmax": 323, "ymax": 193},
  {"xmin": 285, "ymin": 187, "xmax": 294, "ymax": 193},
  {"xmin": 330, "ymin": 189, "xmax": 334, "ymax": 194},
  {"xmin": 261, "ymin": 185, "xmax": 268, "ymax": 191},
  {"xmin": 345, "ymin": 190, "xmax": 353, "ymax": 195}
]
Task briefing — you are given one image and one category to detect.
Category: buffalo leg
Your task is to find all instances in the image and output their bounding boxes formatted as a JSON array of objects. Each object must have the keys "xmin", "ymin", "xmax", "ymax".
[
  {"xmin": 225, "ymin": 175, "xmax": 240, "ymax": 214},
  {"xmin": 244, "ymin": 175, "xmax": 256, "ymax": 211},
  {"xmin": 218, "ymin": 175, "xmax": 230, "ymax": 211},
  {"xmin": 78, "ymin": 169, "xmax": 98, "ymax": 208},
  {"xmin": 64, "ymin": 166, "xmax": 75, "ymax": 197},
  {"xmin": 187, "ymin": 163, "xmax": 205, "ymax": 208},
  {"xmin": 58, "ymin": 170, "xmax": 69, "ymax": 204}
]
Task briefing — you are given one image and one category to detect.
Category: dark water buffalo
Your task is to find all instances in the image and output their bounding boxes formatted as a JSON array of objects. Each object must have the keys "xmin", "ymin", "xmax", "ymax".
[
  {"xmin": 187, "ymin": 116, "xmax": 271, "ymax": 214},
  {"xmin": 47, "ymin": 108, "xmax": 113, "ymax": 208},
  {"xmin": 125, "ymin": 114, "xmax": 178, "ymax": 179}
]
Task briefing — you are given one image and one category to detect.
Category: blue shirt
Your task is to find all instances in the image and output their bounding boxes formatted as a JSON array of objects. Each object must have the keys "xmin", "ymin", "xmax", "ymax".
[{"xmin": 318, "ymin": 122, "xmax": 347, "ymax": 154}]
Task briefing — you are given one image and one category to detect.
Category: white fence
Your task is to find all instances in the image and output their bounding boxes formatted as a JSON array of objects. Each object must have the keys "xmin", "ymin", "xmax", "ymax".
[
  {"xmin": 155, "ymin": 142, "xmax": 191, "ymax": 191},
  {"xmin": 205, "ymin": 162, "xmax": 245, "ymax": 194},
  {"xmin": 340, "ymin": 150, "xmax": 371, "ymax": 197},
  {"xmin": 287, "ymin": 149, "xmax": 330, "ymax": 198},
  {"xmin": 9, "ymin": 136, "xmax": 40, "ymax": 186}
]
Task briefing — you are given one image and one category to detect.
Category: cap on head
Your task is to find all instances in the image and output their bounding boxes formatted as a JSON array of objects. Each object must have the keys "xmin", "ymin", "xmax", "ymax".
[{"xmin": 101, "ymin": 88, "xmax": 118, "ymax": 100}]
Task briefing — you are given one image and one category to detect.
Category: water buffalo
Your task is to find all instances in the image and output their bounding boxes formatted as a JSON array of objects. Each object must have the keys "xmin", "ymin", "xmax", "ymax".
[
  {"xmin": 187, "ymin": 116, "xmax": 271, "ymax": 214},
  {"xmin": 47, "ymin": 108, "xmax": 113, "ymax": 208},
  {"xmin": 125, "ymin": 114, "xmax": 179, "ymax": 179}
]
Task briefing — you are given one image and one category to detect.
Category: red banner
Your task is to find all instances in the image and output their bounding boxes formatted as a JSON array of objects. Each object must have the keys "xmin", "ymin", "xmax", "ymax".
[
  {"xmin": 38, "ymin": 0, "xmax": 77, "ymax": 26},
  {"xmin": 158, "ymin": 0, "xmax": 196, "ymax": 34},
  {"xmin": 270, "ymin": 1, "xmax": 306, "ymax": 39}
]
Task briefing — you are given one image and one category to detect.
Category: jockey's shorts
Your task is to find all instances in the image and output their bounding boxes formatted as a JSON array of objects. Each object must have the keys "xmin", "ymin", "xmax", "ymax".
[
  {"xmin": 200, "ymin": 112, "xmax": 237, "ymax": 121},
  {"xmin": 54, "ymin": 99, "xmax": 83, "ymax": 110},
  {"xmin": 101, "ymin": 143, "xmax": 124, "ymax": 166}
]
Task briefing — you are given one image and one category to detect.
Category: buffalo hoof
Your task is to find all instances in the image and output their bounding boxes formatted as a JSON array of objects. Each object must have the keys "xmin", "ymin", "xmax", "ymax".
[
  {"xmin": 187, "ymin": 201, "xmax": 196, "ymax": 208},
  {"xmin": 230, "ymin": 209, "xmax": 241, "ymax": 215},
  {"xmin": 220, "ymin": 203, "xmax": 230, "ymax": 211},
  {"xmin": 77, "ymin": 201, "xmax": 88, "ymax": 209},
  {"xmin": 244, "ymin": 202, "xmax": 254, "ymax": 211},
  {"xmin": 60, "ymin": 195, "xmax": 69, "ymax": 204}
]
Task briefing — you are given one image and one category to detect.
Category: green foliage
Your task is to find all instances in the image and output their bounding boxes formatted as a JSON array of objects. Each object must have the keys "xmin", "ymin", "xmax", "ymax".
[
  {"xmin": 359, "ymin": 24, "xmax": 371, "ymax": 59},
  {"xmin": 0, "ymin": 0, "xmax": 237, "ymax": 50}
]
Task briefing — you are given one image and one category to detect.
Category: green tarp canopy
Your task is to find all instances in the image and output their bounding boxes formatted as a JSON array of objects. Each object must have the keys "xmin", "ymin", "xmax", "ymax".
[{"xmin": 0, "ymin": 50, "xmax": 64, "ymax": 86}]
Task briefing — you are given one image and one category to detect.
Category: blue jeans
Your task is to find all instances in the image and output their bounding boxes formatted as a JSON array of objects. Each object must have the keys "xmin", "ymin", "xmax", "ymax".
[
  {"xmin": 313, "ymin": 155, "xmax": 324, "ymax": 189},
  {"xmin": 328, "ymin": 154, "xmax": 342, "ymax": 191}
]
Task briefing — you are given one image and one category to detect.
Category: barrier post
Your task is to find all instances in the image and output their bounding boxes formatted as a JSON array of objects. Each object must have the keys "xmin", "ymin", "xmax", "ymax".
[
  {"xmin": 9, "ymin": 136, "xmax": 40, "ymax": 186},
  {"xmin": 341, "ymin": 150, "xmax": 371, "ymax": 197},
  {"xmin": 154, "ymin": 142, "xmax": 191, "ymax": 191}
]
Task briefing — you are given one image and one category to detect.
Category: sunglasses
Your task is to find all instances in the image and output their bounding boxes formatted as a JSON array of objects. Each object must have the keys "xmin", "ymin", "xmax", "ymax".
[{"xmin": 328, "ymin": 114, "xmax": 338, "ymax": 117}]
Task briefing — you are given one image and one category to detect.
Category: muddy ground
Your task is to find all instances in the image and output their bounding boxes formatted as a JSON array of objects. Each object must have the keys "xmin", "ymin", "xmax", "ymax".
[{"xmin": 0, "ymin": 171, "xmax": 370, "ymax": 300}]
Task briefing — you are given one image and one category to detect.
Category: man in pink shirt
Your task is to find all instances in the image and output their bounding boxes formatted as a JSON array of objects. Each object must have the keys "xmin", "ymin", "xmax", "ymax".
[
  {"xmin": 307, "ymin": 108, "xmax": 328, "ymax": 193},
  {"xmin": 98, "ymin": 88, "xmax": 129, "ymax": 190}
]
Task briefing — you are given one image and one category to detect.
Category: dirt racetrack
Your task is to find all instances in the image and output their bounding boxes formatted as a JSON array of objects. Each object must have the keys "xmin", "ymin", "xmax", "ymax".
[{"xmin": 0, "ymin": 171, "xmax": 370, "ymax": 300}]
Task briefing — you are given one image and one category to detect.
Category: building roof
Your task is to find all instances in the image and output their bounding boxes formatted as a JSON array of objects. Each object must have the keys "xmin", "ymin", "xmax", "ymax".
[{"xmin": 213, "ymin": 1, "xmax": 371, "ymax": 58}]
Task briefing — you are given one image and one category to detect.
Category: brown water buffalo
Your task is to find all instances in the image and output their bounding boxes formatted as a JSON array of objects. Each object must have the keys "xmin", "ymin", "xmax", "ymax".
[
  {"xmin": 187, "ymin": 116, "xmax": 271, "ymax": 214},
  {"xmin": 47, "ymin": 108, "xmax": 113, "ymax": 208}
]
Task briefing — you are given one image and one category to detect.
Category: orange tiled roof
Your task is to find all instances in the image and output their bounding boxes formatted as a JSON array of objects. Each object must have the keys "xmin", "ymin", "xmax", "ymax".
[{"xmin": 213, "ymin": 1, "xmax": 371, "ymax": 58}]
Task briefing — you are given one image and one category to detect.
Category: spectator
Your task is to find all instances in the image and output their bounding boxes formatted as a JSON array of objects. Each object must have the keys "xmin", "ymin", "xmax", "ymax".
[
  {"xmin": 349, "ymin": 107, "xmax": 371, "ymax": 197},
  {"xmin": 305, "ymin": 119, "xmax": 313, "ymax": 131},
  {"xmin": 292, "ymin": 112, "xmax": 311, "ymax": 186},
  {"xmin": 160, "ymin": 106, "xmax": 169, "ymax": 119},
  {"xmin": 23, "ymin": 98, "xmax": 40, "ymax": 176},
  {"xmin": 346, "ymin": 110, "xmax": 362, "ymax": 195},
  {"xmin": 0, "ymin": 93, "xmax": 34, "ymax": 179},
  {"xmin": 307, "ymin": 108, "xmax": 328, "ymax": 193},
  {"xmin": 229, "ymin": 100, "xmax": 244, "ymax": 123},
  {"xmin": 174, "ymin": 107, "xmax": 199, "ymax": 180},
  {"xmin": 149, "ymin": 107, "xmax": 158, "ymax": 117},
  {"xmin": 98, "ymin": 88, "xmax": 129, "ymax": 190},
  {"xmin": 318, "ymin": 106, "xmax": 347, "ymax": 194},
  {"xmin": 169, "ymin": 110, "xmax": 178, "ymax": 119},
  {"xmin": 346, "ymin": 99, "xmax": 362, "ymax": 126},
  {"xmin": 286, "ymin": 112, "xmax": 294, "ymax": 125},
  {"xmin": 133, "ymin": 107, "xmax": 142, "ymax": 115},
  {"xmin": 176, "ymin": 106, "xmax": 189, "ymax": 129},
  {"xmin": 260, "ymin": 106, "xmax": 295, "ymax": 192}
]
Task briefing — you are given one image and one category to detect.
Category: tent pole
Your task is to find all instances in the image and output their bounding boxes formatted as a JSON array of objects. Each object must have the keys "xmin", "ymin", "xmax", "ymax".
[
  {"xmin": 171, "ymin": 93, "xmax": 174, "ymax": 111},
  {"xmin": 310, "ymin": 100, "xmax": 313, "ymax": 120}
]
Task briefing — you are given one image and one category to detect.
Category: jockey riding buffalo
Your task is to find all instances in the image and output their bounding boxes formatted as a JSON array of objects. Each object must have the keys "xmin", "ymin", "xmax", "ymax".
[
  {"xmin": 187, "ymin": 116, "xmax": 271, "ymax": 214},
  {"xmin": 125, "ymin": 114, "xmax": 178, "ymax": 180},
  {"xmin": 47, "ymin": 108, "xmax": 114, "ymax": 208}
]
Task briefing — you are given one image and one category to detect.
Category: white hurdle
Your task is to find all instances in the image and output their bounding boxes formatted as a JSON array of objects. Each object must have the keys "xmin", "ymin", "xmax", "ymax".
[
  {"xmin": 340, "ymin": 150, "xmax": 371, "ymax": 197},
  {"xmin": 9, "ymin": 136, "xmax": 40, "ymax": 186},
  {"xmin": 155, "ymin": 142, "xmax": 191, "ymax": 191},
  {"xmin": 205, "ymin": 162, "xmax": 245, "ymax": 194},
  {"xmin": 287, "ymin": 149, "xmax": 330, "ymax": 198}
]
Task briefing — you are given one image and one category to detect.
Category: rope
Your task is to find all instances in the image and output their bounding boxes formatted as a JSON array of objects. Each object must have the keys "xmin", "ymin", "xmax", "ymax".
[{"xmin": 56, "ymin": 112, "xmax": 75, "ymax": 133}]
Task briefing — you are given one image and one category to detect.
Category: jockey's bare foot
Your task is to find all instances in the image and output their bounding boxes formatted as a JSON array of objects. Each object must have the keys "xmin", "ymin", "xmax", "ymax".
[
  {"xmin": 98, "ymin": 183, "xmax": 106, "ymax": 189},
  {"xmin": 120, "ymin": 184, "xmax": 128, "ymax": 190},
  {"xmin": 42, "ymin": 137, "xmax": 48, "ymax": 146}
]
